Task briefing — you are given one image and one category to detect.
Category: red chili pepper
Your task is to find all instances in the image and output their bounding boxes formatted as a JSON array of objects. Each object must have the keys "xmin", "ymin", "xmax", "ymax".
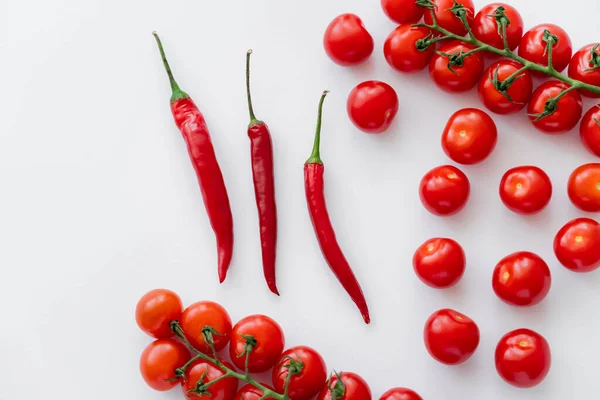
[
  {"xmin": 153, "ymin": 32, "xmax": 234, "ymax": 283},
  {"xmin": 245, "ymin": 50, "xmax": 279, "ymax": 295},
  {"xmin": 304, "ymin": 91, "xmax": 370, "ymax": 324}
]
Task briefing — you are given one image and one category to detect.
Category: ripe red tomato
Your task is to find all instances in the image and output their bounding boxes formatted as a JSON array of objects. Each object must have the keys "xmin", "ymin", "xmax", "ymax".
[
  {"xmin": 423, "ymin": 0, "xmax": 475, "ymax": 36},
  {"xmin": 419, "ymin": 165, "xmax": 470, "ymax": 216},
  {"xmin": 478, "ymin": 60, "xmax": 533, "ymax": 115},
  {"xmin": 384, "ymin": 26, "xmax": 435, "ymax": 73},
  {"xmin": 272, "ymin": 346, "xmax": 327, "ymax": 400},
  {"xmin": 554, "ymin": 218, "xmax": 600, "ymax": 273},
  {"xmin": 139, "ymin": 339, "xmax": 190, "ymax": 391},
  {"xmin": 379, "ymin": 387, "xmax": 423, "ymax": 400},
  {"xmin": 519, "ymin": 24, "xmax": 572, "ymax": 76},
  {"xmin": 568, "ymin": 44, "xmax": 600, "ymax": 98},
  {"xmin": 182, "ymin": 359, "xmax": 239, "ymax": 400},
  {"xmin": 472, "ymin": 3, "xmax": 523, "ymax": 51},
  {"xmin": 568, "ymin": 163, "xmax": 600, "ymax": 212},
  {"xmin": 580, "ymin": 105, "xmax": 600, "ymax": 157},
  {"xmin": 235, "ymin": 384, "xmax": 275, "ymax": 400},
  {"xmin": 229, "ymin": 315, "xmax": 285, "ymax": 373},
  {"xmin": 317, "ymin": 372, "xmax": 371, "ymax": 400},
  {"xmin": 429, "ymin": 41, "xmax": 484, "ymax": 93},
  {"xmin": 180, "ymin": 301, "xmax": 232, "ymax": 353},
  {"xmin": 527, "ymin": 81, "xmax": 583, "ymax": 134},
  {"xmin": 323, "ymin": 14, "xmax": 374, "ymax": 66},
  {"xmin": 423, "ymin": 309, "xmax": 480, "ymax": 365},
  {"xmin": 381, "ymin": 0, "xmax": 424, "ymax": 24},
  {"xmin": 492, "ymin": 252, "xmax": 551, "ymax": 307},
  {"xmin": 347, "ymin": 81, "xmax": 399, "ymax": 134},
  {"xmin": 495, "ymin": 329, "xmax": 551, "ymax": 388},
  {"xmin": 413, "ymin": 238, "xmax": 465, "ymax": 289},
  {"xmin": 441, "ymin": 108, "xmax": 497, "ymax": 165},
  {"xmin": 135, "ymin": 289, "xmax": 183, "ymax": 339},
  {"xmin": 499, "ymin": 166, "xmax": 552, "ymax": 215}
]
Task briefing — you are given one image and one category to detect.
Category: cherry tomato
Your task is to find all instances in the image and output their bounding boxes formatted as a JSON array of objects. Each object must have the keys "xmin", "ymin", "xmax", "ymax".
[
  {"xmin": 429, "ymin": 41, "xmax": 484, "ymax": 93},
  {"xmin": 495, "ymin": 329, "xmax": 551, "ymax": 388},
  {"xmin": 235, "ymin": 384, "xmax": 275, "ymax": 400},
  {"xmin": 379, "ymin": 387, "xmax": 423, "ymax": 400},
  {"xmin": 478, "ymin": 60, "xmax": 533, "ymax": 115},
  {"xmin": 135, "ymin": 289, "xmax": 183, "ymax": 339},
  {"xmin": 182, "ymin": 359, "xmax": 239, "ymax": 400},
  {"xmin": 554, "ymin": 218, "xmax": 600, "ymax": 272},
  {"xmin": 419, "ymin": 165, "xmax": 470, "ymax": 216},
  {"xmin": 180, "ymin": 301, "xmax": 232, "ymax": 353},
  {"xmin": 139, "ymin": 339, "xmax": 190, "ymax": 391},
  {"xmin": 423, "ymin": 309, "xmax": 480, "ymax": 365},
  {"xmin": 413, "ymin": 238, "xmax": 465, "ymax": 289},
  {"xmin": 568, "ymin": 44, "xmax": 600, "ymax": 98},
  {"xmin": 499, "ymin": 166, "xmax": 552, "ymax": 215},
  {"xmin": 527, "ymin": 81, "xmax": 582, "ymax": 134},
  {"xmin": 317, "ymin": 372, "xmax": 371, "ymax": 400},
  {"xmin": 441, "ymin": 108, "xmax": 497, "ymax": 165},
  {"xmin": 568, "ymin": 163, "xmax": 600, "ymax": 212},
  {"xmin": 580, "ymin": 105, "xmax": 600, "ymax": 157},
  {"xmin": 492, "ymin": 252, "xmax": 551, "ymax": 307},
  {"xmin": 519, "ymin": 24, "xmax": 572, "ymax": 76},
  {"xmin": 323, "ymin": 14, "xmax": 374, "ymax": 66},
  {"xmin": 472, "ymin": 3, "xmax": 523, "ymax": 51},
  {"xmin": 229, "ymin": 315, "xmax": 285, "ymax": 373},
  {"xmin": 381, "ymin": 0, "xmax": 424, "ymax": 24},
  {"xmin": 347, "ymin": 81, "xmax": 399, "ymax": 134},
  {"xmin": 272, "ymin": 346, "xmax": 327, "ymax": 400},
  {"xmin": 384, "ymin": 26, "xmax": 435, "ymax": 73},
  {"xmin": 423, "ymin": 0, "xmax": 475, "ymax": 36}
]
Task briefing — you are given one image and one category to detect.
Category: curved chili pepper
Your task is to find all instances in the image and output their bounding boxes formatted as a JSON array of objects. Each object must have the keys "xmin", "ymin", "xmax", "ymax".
[
  {"xmin": 153, "ymin": 32, "xmax": 234, "ymax": 283},
  {"xmin": 246, "ymin": 50, "xmax": 279, "ymax": 295},
  {"xmin": 304, "ymin": 91, "xmax": 370, "ymax": 324}
]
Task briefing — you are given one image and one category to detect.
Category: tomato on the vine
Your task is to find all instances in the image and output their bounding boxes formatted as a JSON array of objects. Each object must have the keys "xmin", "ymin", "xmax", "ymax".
[
  {"xmin": 272, "ymin": 346, "xmax": 327, "ymax": 400},
  {"xmin": 419, "ymin": 165, "xmax": 470, "ymax": 216},
  {"xmin": 423, "ymin": 0, "xmax": 475, "ymax": 36},
  {"xmin": 478, "ymin": 60, "xmax": 533, "ymax": 115},
  {"xmin": 229, "ymin": 314, "xmax": 285, "ymax": 373},
  {"xmin": 441, "ymin": 108, "xmax": 497, "ymax": 165},
  {"xmin": 235, "ymin": 384, "xmax": 275, "ymax": 400},
  {"xmin": 519, "ymin": 24, "xmax": 572, "ymax": 75},
  {"xmin": 568, "ymin": 163, "xmax": 600, "ymax": 212},
  {"xmin": 492, "ymin": 252, "xmax": 551, "ymax": 307},
  {"xmin": 527, "ymin": 81, "xmax": 583, "ymax": 134},
  {"xmin": 429, "ymin": 41, "xmax": 484, "ymax": 93},
  {"xmin": 472, "ymin": 3, "xmax": 523, "ymax": 51},
  {"xmin": 580, "ymin": 105, "xmax": 600, "ymax": 157},
  {"xmin": 381, "ymin": 0, "xmax": 424, "ymax": 24},
  {"xmin": 379, "ymin": 388, "xmax": 423, "ymax": 400},
  {"xmin": 182, "ymin": 359, "xmax": 239, "ymax": 400},
  {"xmin": 323, "ymin": 14, "xmax": 374, "ymax": 66},
  {"xmin": 180, "ymin": 301, "xmax": 232, "ymax": 353},
  {"xmin": 413, "ymin": 237, "xmax": 466, "ymax": 289},
  {"xmin": 347, "ymin": 81, "xmax": 399, "ymax": 134},
  {"xmin": 384, "ymin": 26, "xmax": 434, "ymax": 73},
  {"xmin": 568, "ymin": 44, "xmax": 600, "ymax": 98},
  {"xmin": 135, "ymin": 289, "xmax": 183, "ymax": 339},
  {"xmin": 424, "ymin": 309, "xmax": 480, "ymax": 365},
  {"xmin": 317, "ymin": 372, "xmax": 371, "ymax": 400},
  {"xmin": 139, "ymin": 339, "xmax": 190, "ymax": 391},
  {"xmin": 499, "ymin": 166, "xmax": 552, "ymax": 215},
  {"xmin": 495, "ymin": 329, "xmax": 551, "ymax": 388},
  {"xmin": 554, "ymin": 218, "xmax": 600, "ymax": 273}
]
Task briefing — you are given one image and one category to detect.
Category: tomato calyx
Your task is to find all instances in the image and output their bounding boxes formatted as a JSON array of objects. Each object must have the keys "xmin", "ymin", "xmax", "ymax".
[
  {"xmin": 415, "ymin": 32, "xmax": 438, "ymax": 52},
  {"xmin": 186, "ymin": 369, "xmax": 214, "ymax": 397},
  {"xmin": 436, "ymin": 48, "xmax": 479, "ymax": 73},
  {"xmin": 447, "ymin": 0, "xmax": 472, "ymax": 29},
  {"xmin": 486, "ymin": 6, "xmax": 511, "ymax": 49},
  {"xmin": 416, "ymin": 0, "xmax": 435, "ymax": 10},
  {"xmin": 586, "ymin": 44, "xmax": 600, "ymax": 72},
  {"xmin": 281, "ymin": 355, "xmax": 305, "ymax": 376},
  {"xmin": 490, "ymin": 65, "xmax": 528, "ymax": 104},
  {"xmin": 528, "ymin": 86, "xmax": 576, "ymax": 121},
  {"xmin": 327, "ymin": 371, "xmax": 346, "ymax": 400}
]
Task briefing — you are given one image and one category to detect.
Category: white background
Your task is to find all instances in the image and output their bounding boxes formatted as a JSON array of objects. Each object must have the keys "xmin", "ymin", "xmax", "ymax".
[{"xmin": 1, "ymin": 0, "xmax": 599, "ymax": 399}]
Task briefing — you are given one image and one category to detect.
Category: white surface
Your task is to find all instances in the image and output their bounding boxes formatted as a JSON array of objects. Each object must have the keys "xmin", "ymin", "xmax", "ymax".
[{"xmin": 1, "ymin": 0, "xmax": 599, "ymax": 399}]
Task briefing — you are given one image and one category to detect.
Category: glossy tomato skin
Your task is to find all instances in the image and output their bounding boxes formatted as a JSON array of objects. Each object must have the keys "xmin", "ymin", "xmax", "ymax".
[
  {"xmin": 234, "ymin": 383, "xmax": 275, "ymax": 400},
  {"xmin": 323, "ymin": 14, "xmax": 374, "ymax": 66},
  {"xmin": 499, "ymin": 166, "xmax": 552, "ymax": 215},
  {"xmin": 519, "ymin": 24, "xmax": 572, "ymax": 76},
  {"xmin": 441, "ymin": 108, "xmax": 497, "ymax": 165},
  {"xmin": 580, "ymin": 105, "xmax": 600, "ymax": 157},
  {"xmin": 381, "ymin": 0, "xmax": 424, "ymax": 24},
  {"xmin": 272, "ymin": 346, "xmax": 327, "ymax": 400},
  {"xmin": 384, "ymin": 26, "xmax": 434, "ymax": 73},
  {"xmin": 568, "ymin": 44, "xmax": 600, "ymax": 98},
  {"xmin": 478, "ymin": 60, "xmax": 533, "ymax": 115},
  {"xmin": 492, "ymin": 252, "xmax": 551, "ymax": 307},
  {"xmin": 180, "ymin": 301, "xmax": 232, "ymax": 353},
  {"xmin": 429, "ymin": 41, "xmax": 484, "ymax": 93},
  {"xmin": 554, "ymin": 218, "xmax": 600, "ymax": 272},
  {"xmin": 568, "ymin": 163, "xmax": 600, "ymax": 212},
  {"xmin": 379, "ymin": 387, "xmax": 423, "ymax": 400},
  {"xmin": 423, "ymin": 0, "xmax": 475, "ymax": 36},
  {"xmin": 136, "ymin": 289, "xmax": 183, "ymax": 339},
  {"xmin": 472, "ymin": 3, "xmax": 523, "ymax": 51},
  {"xmin": 347, "ymin": 81, "xmax": 399, "ymax": 134},
  {"xmin": 229, "ymin": 315, "xmax": 285, "ymax": 373},
  {"xmin": 424, "ymin": 309, "xmax": 480, "ymax": 365},
  {"xmin": 182, "ymin": 359, "xmax": 239, "ymax": 400},
  {"xmin": 527, "ymin": 81, "xmax": 583, "ymax": 134},
  {"xmin": 317, "ymin": 372, "xmax": 372, "ymax": 400},
  {"xmin": 140, "ymin": 339, "xmax": 190, "ymax": 391},
  {"xmin": 419, "ymin": 165, "xmax": 470, "ymax": 216},
  {"xmin": 495, "ymin": 329, "xmax": 551, "ymax": 388},
  {"xmin": 413, "ymin": 238, "xmax": 466, "ymax": 288}
]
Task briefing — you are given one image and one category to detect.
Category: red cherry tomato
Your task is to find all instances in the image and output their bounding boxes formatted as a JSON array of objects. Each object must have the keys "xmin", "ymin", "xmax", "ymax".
[
  {"xmin": 135, "ymin": 289, "xmax": 183, "ymax": 339},
  {"xmin": 478, "ymin": 60, "xmax": 533, "ymax": 115},
  {"xmin": 139, "ymin": 339, "xmax": 190, "ymax": 391},
  {"xmin": 229, "ymin": 315, "xmax": 285, "ymax": 373},
  {"xmin": 429, "ymin": 41, "xmax": 484, "ymax": 93},
  {"xmin": 347, "ymin": 81, "xmax": 399, "ymax": 134},
  {"xmin": 235, "ymin": 384, "xmax": 276, "ymax": 400},
  {"xmin": 554, "ymin": 218, "xmax": 600, "ymax": 273},
  {"xmin": 568, "ymin": 163, "xmax": 600, "ymax": 212},
  {"xmin": 441, "ymin": 108, "xmax": 497, "ymax": 165},
  {"xmin": 423, "ymin": 309, "xmax": 480, "ymax": 365},
  {"xmin": 568, "ymin": 44, "xmax": 600, "ymax": 98},
  {"xmin": 317, "ymin": 372, "xmax": 371, "ymax": 400},
  {"xmin": 492, "ymin": 252, "xmax": 551, "ymax": 307},
  {"xmin": 580, "ymin": 105, "xmax": 600, "ymax": 157},
  {"xmin": 495, "ymin": 329, "xmax": 551, "ymax": 388},
  {"xmin": 180, "ymin": 301, "xmax": 232, "ymax": 353},
  {"xmin": 272, "ymin": 346, "xmax": 327, "ymax": 400},
  {"xmin": 182, "ymin": 359, "xmax": 239, "ymax": 400},
  {"xmin": 519, "ymin": 24, "xmax": 572, "ymax": 76},
  {"xmin": 379, "ymin": 387, "xmax": 423, "ymax": 400},
  {"xmin": 381, "ymin": 0, "xmax": 424, "ymax": 24},
  {"xmin": 472, "ymin": 3, "xmax": 523, "ymax": 51},
  {"xmin": 384, "ymin": 26, "xmax": 435, "ymax": 73},
  {"xmin": 527, "ymin": 81, "xmax": 583, "ymax": 134},
  {"xmin": 499, "ymin": 166, "xmax": 552, "ymax": 215},
  {"xmin": 423, "ymin": 0, "xmax": 475, "ymax": 36},
  {"xmin": 323, "ymin": 14, "xmax": 374, "ymax": 66},
  {"xmin": 419, "ymin": 165, "xmax": 470, "ymax": 216},
  {"xmin": 413, "ymin": 238, "xmax": 466, "ymax": 288}
]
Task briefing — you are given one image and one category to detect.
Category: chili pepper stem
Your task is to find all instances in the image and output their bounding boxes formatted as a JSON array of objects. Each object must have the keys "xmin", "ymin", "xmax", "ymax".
[
  {"xmin": 246, "ymin": 49, "xmax": 262, "ymax": 126},
  {"xmin": 152, "ymin": 32, "xmax": 190, "ymax": 103},
  {"xmin": 306, "ymin": 91, "xmax": 329, "ymax": 165}
]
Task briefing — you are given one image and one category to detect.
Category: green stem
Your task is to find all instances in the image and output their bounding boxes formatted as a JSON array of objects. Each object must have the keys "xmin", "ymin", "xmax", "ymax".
[
  {"xmin": 246, "ymin": 49, "xmax": 260, "ymax": 124},
  {"xmin": 306, "ymin": 91, "xmax": 329, "ymax": 165},
  {"xmin": 152, "ymin": 32, "xmax": 189, "ymax": 103}
]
